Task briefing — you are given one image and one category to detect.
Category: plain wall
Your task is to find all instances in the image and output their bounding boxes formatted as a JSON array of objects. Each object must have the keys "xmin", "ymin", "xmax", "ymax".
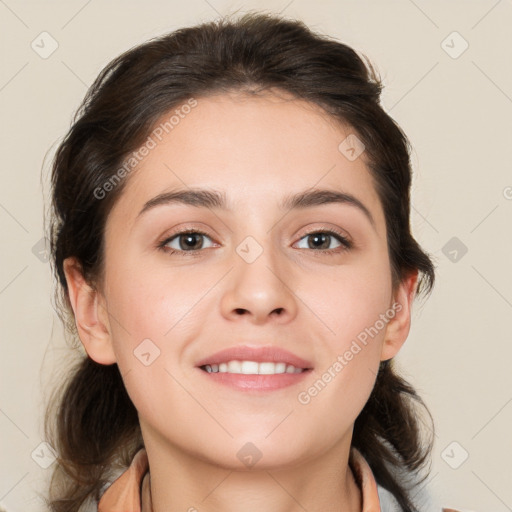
[{"xmin": 1, "ymin": 1, "xmax": 511, "ymax": 511}]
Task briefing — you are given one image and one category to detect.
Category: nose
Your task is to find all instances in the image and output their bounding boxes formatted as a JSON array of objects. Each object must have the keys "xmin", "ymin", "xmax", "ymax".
[{"xmin": 219, "ymin": 241, "xmax": 298, "ymax": 325}]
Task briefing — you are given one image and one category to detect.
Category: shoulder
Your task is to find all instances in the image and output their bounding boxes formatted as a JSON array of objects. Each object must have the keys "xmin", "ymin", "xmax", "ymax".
[
  {"xmin": 96, "ymin": 448, "xmax": 148, "ymax": 511},
  {"xmin": 377, "ymin": 484, "xmax": 473, "ymax": 512},
  {"xmin": 350, "ymin": 447, "xmax": 469, "ymax": 512},
  {"xmin": 377, "ymin": 484, "xmax": 402, "ymax": 512}
]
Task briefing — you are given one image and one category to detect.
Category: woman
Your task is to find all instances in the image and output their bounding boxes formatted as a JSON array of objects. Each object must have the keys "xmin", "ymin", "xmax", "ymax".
[{"xmin": 43, "ymin": 11, "xmax": 461, "ymax": 512}]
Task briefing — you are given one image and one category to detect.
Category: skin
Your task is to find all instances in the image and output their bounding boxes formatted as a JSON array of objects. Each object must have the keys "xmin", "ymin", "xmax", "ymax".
[{"xmin": 64, "ymin": 89, "xmax": 418, "ymax": 512}]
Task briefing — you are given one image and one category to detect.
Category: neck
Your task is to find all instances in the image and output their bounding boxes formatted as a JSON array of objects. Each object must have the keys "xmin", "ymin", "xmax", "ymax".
[{"xmin": 141, "ymin": 431, "xmax": 362, "ymax": 512}]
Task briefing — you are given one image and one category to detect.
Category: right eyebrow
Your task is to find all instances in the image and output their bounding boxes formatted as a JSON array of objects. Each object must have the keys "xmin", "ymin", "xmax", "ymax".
[{"xmin": 137, "ymin": 188, "xmax": 228, "ymax": 219}]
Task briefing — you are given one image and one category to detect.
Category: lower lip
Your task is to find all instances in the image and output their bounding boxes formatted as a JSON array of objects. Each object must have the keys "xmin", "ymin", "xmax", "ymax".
[{"xmin": 197, "ymin": 368, "xmax": 312, "ymax": 392}]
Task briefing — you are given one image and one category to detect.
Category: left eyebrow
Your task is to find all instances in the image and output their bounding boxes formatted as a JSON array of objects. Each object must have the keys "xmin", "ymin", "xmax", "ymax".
[{"xmin": 137, "ymin": 187, "xmax": 376, "ymax": 230}]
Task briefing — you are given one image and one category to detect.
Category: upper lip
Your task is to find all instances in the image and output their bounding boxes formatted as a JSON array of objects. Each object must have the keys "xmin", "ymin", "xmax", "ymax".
[{"xmin": 195, "ymin": 345, "xmax": 313, "ymax": 369}]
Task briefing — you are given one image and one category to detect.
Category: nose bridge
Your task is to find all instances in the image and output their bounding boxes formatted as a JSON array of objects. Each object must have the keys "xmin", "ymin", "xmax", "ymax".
[{"xmin": 219, "ymin": 230, "xmax": 298, "ymax": 323}]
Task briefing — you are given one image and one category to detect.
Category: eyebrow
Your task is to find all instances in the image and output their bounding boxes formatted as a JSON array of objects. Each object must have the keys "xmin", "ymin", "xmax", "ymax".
[{"xmin": 137, "ymin": 187, "xmax": 376, "ymax": 229}]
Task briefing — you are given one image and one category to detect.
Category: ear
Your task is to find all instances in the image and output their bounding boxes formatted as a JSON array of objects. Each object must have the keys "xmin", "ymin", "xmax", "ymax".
[
  {"xmin": 63, "ymin": 257, "xmax": 117, "ymax": 365},
  {"xmin": 380, "ymin": 269, "xmax": 419, "ymax": 362}
]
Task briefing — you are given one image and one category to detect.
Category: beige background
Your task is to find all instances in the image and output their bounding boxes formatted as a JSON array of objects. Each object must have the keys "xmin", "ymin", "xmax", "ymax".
[{"xmin": 1, "ymin": 1, "xmax": 511, "ymax": 511}]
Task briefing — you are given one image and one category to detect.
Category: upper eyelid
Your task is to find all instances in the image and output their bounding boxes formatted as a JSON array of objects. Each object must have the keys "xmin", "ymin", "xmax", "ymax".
[{"xmin": 160, "ymin": 227, "xmax": 351, "ymax": 249}]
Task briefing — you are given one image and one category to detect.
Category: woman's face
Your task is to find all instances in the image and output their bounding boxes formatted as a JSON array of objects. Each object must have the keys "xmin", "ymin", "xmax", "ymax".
[{"xmin": 74, "ymin": 90, "xmax": 412, "ymax": 469}]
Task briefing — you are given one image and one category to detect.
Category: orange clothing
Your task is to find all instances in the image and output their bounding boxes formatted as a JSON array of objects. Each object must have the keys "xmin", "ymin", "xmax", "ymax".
[
  {"xmin": 97, "ymin": 447, "xmax": 463, "ymax": 512},
  {"xmin": 98, "ymin": 447, "xmax": 384, "ymax": 511}
]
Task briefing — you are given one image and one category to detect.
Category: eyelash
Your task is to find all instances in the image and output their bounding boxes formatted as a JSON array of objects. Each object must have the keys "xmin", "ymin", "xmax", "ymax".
[{"xmin": 157, "ymin": 228, "xmax": 353, "ymax": 257}]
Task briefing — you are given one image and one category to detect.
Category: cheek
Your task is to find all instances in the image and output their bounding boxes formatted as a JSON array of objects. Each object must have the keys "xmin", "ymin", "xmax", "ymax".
[
  {"xmin": 330, "ymin": 280, "xmax": 392, "ymax": 359},
  {"xmin": 102, "ymin": 264, "xmax": 205, "ymax": 424},
  {"xmin": 105, "ymin": 259, "xmax": 211, "ymax": 345},
  {"xmin": 296, "ymin": 251, "xmax": 392, "ymax": 408},
  {"xmin": 303, "ymin": 251, "xmax": 393, "ymax": 349}
]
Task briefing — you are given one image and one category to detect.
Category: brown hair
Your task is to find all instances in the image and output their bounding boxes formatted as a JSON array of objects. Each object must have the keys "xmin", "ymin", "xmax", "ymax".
[{"xmin": 43, "ymin": 11, "xmax": 436, "ymax": 512}]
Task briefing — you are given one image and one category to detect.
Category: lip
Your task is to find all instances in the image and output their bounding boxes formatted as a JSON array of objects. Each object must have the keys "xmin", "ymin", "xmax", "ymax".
[
  {"xmin": 198, "ymin": 369, "xmax": 312, "ymax": 392},
  {"xmin": 195, "ymin": 345, "xmax": 313, "ymax": 369}
]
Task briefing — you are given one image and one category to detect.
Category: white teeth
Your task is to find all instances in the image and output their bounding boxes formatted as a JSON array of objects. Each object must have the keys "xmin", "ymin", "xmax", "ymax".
[
  {"xmin": 227, "ymin": 361, "xmax": 242, "ymax": 373},
  {"xmin": 241, "ymin": 361, "xmax": 259, "ymax": 374},
  {"xmin": 275, "ymin": 362, "xmax": 286, "ymax": 373},
  {"xmin": 258, "ymin": 362, "xmax": 277, "ymax": 375},
  {"xmin": 203, "ymin": 360, "xmax": 305, "ymax": 375}
]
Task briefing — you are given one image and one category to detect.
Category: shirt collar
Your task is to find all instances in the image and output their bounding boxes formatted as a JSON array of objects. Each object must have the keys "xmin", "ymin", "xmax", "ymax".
[{"xmin": 98, "ymin": 446, "xmax": 382, "ymax": 512}]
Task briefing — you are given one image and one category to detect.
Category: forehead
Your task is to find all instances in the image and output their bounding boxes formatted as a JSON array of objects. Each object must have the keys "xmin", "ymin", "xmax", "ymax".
[{"xmin": 108, "ymin": 90, "xmax": 385, "ymax": 231}]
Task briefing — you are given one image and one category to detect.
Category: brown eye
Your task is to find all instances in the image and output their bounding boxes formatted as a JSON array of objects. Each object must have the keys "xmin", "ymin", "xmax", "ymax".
[
  {"xmin": 295, "ymin": 230, "xmax": 352, "ymax": 253},
  {"xmin": 160, "ymin": 230, "xmax": 215, "ymax": 253}
]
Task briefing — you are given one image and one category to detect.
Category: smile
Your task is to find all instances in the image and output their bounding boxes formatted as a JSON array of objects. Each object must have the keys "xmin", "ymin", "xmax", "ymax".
[{"xmin": 200, "ymin": 360, "xmax": 306, "ymax": 374}]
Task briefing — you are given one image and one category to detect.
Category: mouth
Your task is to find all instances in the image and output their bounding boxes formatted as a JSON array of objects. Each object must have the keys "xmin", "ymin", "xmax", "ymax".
[
  {"xmin": 195, "ymin": 345, "xmax": 313, "ymax": 392},
  {"xmin": 199, "ymin": 360, "xmax": 307, "ymax": 374},
  {"xmin": 197, "ymin": 363, "xmax": 312, "ymax": 392}
]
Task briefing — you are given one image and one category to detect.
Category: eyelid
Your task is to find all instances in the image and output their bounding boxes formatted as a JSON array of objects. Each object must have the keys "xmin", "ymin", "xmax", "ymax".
[
  {"xmin": 157, "ymin": 227, "xmax": 217, "ymax": 250},
  {"xmin": 157, "ymin": 224, "xmax": 354, "ymax": 255},
  {"xmin": 295, "ymin": 224, "xmax": 352, "ymax": 243},
  {"xmin": 293, "ymin": 227, "xmax": 353, "ymax": 254}
]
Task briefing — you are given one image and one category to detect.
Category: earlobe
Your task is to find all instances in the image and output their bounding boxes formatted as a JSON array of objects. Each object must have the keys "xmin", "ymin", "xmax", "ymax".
[
  {"xmin": 380, "ymin": 270, "xmax": 419, "ymax": 362},
  {"xmin": 63, "ymin": 257, "xmax": 117, "ymax": 365}
]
